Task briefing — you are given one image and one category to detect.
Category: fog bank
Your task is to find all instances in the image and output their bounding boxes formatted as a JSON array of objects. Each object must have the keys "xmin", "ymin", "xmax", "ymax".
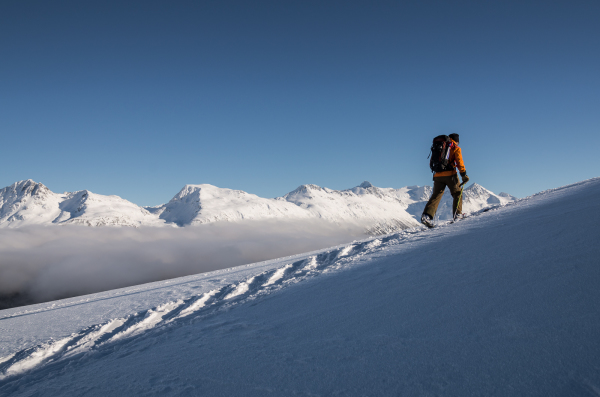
[{"xmin": 0, "ymin": 220, "xmax": 368, "ymax": 309}]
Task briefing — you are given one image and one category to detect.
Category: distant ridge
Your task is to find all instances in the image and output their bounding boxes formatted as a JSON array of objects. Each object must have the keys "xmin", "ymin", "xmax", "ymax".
[{"xmin": 0, "ymin": 180, "xmax": 516, "ymax": 233}]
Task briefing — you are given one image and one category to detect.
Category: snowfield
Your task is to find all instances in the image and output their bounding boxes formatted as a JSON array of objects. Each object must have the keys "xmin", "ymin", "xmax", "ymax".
[{"xmin": 0, "ymin": 177, "xmax": 599, "ymax": 395}]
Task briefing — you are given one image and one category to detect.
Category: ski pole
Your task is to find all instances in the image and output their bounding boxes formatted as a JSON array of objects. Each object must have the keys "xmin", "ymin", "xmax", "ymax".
[{"xmin": 453, "ymin": 183, "xmax": 465, "ymax": 220}]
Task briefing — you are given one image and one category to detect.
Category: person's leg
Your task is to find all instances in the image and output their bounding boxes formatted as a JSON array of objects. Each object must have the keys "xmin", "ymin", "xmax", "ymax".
[
  {"xmin": 423, "ymin": 179, "xmax": 447, "ymax": 219},
  {"xmin": 448, "ymin": 174, "xmax": 463, "ymax": 216}
]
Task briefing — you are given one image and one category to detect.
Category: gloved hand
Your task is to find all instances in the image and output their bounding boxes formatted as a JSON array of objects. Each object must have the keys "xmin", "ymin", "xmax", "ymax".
[{"xmin": 460, "ymin": 173, "xmax": 470, "ymax": 184}]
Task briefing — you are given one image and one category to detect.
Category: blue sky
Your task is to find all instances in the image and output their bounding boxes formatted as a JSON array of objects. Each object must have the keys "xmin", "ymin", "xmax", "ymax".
[{"xmin": 1, "ymin": 1, "xmax": 599, "ymax": 206}]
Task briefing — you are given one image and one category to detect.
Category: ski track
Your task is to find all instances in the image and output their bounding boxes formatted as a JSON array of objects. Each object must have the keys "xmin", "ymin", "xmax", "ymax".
[{"xmin": 0, "ymin": 199, "xmax": 527, "ymax": 384}]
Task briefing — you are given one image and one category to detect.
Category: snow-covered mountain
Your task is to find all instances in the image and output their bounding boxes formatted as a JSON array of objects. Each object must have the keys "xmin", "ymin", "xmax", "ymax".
[
  {"xmin": 148, "ymin": 184, "xmax": 312, "ymax": 226},
  {"xmin": 280, "ymin": 181, "xmax": 418, "ymax": 233},
  {"xmin": 0, "ymin": 179, "xmax": 516, "ymax": 232},
  {"xmin": 0, "ymin": 180, "xmax": 165, "ymax": 228}
]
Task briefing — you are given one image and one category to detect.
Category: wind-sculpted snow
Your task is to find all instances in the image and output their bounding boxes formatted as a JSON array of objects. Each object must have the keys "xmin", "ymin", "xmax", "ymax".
[{"xmin": 0, "ymin": 232, "xmax": 407, "ymax": 383}]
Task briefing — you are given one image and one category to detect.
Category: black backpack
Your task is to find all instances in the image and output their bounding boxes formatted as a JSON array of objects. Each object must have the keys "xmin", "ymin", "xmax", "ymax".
[{"xmin": 429, "ymin": 135, "xmax": 455, "ymax": 173}]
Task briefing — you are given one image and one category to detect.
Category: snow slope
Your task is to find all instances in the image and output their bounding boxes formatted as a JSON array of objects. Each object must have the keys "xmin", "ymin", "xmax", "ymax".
[
  {"xmin": 0, "ymin": 177, "xmax": 598, "ymax": 395},
  {"xmin": 0, "ymin": 179, "xmax": 515, "ymax": 232}
]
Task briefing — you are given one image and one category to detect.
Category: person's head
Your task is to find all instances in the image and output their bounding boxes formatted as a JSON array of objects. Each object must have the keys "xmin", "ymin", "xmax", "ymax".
[{"xmin": 449, "ymin": 133, "xmax": 459, "ymax": 143}]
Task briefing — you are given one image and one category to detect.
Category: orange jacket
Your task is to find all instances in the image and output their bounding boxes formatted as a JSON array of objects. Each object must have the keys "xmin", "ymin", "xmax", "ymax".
[{"xmin": 434, "ymin": 139, "xmax": 466, "ymax": 177}]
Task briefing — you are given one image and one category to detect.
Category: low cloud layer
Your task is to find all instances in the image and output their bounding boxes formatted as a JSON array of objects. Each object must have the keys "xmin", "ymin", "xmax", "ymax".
[{"xmin": 0, "ymin": 220, "xmax": 367, "ymax": 308}]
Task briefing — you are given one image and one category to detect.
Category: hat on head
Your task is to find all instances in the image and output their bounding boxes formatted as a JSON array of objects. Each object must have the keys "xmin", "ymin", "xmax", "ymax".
[{"xmin": 449, "ymin": 133, "xmax": 459, "ymax": 143}]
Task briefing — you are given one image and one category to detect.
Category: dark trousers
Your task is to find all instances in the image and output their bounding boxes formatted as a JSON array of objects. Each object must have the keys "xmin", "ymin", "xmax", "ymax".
[{"xmin": 423, "ymin": 174, "xmax": 463, "ymax": 218}]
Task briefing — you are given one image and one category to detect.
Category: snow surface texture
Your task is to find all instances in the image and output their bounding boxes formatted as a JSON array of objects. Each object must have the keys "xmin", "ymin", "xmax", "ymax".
[
  {"xmin": 0, "ymin": 179, "xmax": 515, "ymax": 232},
  {"xmin": 0, "ymin": 177, "xmax": 598, "ymax": 395}
]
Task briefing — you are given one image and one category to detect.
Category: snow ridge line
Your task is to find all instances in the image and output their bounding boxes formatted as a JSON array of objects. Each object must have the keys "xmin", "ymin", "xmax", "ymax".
[{"xmin": 0, "ymin": 234, "xmax": 401, "ymax": 383}]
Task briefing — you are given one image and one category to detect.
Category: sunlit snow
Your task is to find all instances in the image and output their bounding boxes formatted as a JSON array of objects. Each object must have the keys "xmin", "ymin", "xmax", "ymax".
[{"xmin": 0, "ymin": 178, "xmax": 597, "ymax": 395}]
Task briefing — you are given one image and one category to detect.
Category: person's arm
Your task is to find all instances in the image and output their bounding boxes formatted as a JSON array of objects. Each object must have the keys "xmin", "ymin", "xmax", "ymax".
[{"xmin": 454, "ymin": 146, "xmax": 469, "ymax": 183}]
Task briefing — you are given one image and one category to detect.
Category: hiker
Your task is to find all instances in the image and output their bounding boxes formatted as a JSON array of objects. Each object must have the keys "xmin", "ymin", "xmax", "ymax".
[{"xmin": 421, "ymin": 133, "xmax": 469, "ymax": 228}]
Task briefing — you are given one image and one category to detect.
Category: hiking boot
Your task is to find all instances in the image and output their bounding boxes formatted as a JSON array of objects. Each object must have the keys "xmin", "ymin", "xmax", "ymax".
[
  {"xmin": 421, "ymin": 213, "xmax": 434, "ymax": 228},
  {"xmin": 453, "ymin": 212, "xmax": 465, "ymax": 221}
]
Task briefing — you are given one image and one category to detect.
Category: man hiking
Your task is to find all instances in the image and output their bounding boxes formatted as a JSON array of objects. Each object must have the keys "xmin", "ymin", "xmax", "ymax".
[{"xmin": 421, "ymin": 133, "xmax": 469, "ymax": 228}]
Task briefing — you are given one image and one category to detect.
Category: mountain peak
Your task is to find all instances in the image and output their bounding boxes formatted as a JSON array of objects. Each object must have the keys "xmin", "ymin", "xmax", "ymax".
[
  {"xmin": 182, "ymin": 183, "xmax": 216, "ymax": 189},
  {"xmin": 2, "ymin": 179, "xmax": 50, "ymax": 197},
  {"xmin": 288, "ymin": 184, "xmax": 323, "ymax": 195},
  {"xmin": 12, "ymin": 179, "xmax": 41, "ymax": 188},
  {"xmin": 170, "ymin": 184, "xmax": 212, "ymax": 201},
  {"xmin": 171, "ymin": 184, "xmax": 252, "ymax": 202},
  {"xmin": 359, "ymin": 181, "xmax": 374, "ymax": 188},
  {"xmin": 467, "ymin": 182, "xmax": 489, "ymax": 192}
]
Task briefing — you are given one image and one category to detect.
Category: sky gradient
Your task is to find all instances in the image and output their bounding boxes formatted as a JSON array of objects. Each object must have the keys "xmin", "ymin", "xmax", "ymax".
[{"xmin": 1, "ymin": 1, "xmax": 599, "ymax": 206}]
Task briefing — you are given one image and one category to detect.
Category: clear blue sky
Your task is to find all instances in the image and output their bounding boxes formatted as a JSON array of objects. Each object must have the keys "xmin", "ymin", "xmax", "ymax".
[{"xmin": 1, "ymin": 1, "xmax": 598, "ymax": 206}]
